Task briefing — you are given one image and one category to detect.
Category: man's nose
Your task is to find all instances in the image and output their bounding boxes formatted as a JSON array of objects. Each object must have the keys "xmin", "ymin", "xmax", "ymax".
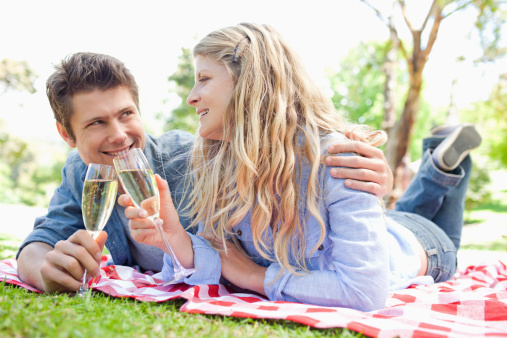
[{"xmin": 108, "ymin": 121, "xmax": 127, "ymax": 143}]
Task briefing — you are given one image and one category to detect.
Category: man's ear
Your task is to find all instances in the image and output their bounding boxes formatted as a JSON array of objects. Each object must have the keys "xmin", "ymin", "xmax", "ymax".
[{"xmin": 56, "ymin": 122, "xmax": 76, "ymax": 148}]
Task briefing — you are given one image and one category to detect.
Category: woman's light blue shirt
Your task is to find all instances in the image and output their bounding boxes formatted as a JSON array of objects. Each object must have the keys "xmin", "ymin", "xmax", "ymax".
[{"xmin": 161, "ymin": 133, "xmax": 427, "ymax": 311}]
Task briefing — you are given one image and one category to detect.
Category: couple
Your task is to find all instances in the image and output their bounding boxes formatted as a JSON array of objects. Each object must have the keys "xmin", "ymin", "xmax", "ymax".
[{"xmin": 17, "ymin": 23, "xmax": 480, "ymax": 311}]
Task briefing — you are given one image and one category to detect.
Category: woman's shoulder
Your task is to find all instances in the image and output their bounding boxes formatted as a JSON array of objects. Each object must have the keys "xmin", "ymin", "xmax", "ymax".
[{"xmin": 320, "ymin": 132, "xmax": 348, "ymax": 156}]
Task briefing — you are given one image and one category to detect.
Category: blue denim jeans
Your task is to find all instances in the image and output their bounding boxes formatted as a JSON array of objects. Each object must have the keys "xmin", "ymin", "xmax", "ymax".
[{"xmin": 390, "ymin": 136, "xmax": 473, "ymax": 282}]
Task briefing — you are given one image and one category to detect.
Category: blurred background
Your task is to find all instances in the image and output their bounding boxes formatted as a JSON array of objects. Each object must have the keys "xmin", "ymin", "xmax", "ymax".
[{"xmin": 1, "ymin": 0, "xmax": 506, "ymax": 265}]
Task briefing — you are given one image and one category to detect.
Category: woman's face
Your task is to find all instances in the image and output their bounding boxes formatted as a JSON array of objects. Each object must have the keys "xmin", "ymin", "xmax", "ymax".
[{"xmin": 186, "ymin": 55, "xmax": 235, "ymax": 140}]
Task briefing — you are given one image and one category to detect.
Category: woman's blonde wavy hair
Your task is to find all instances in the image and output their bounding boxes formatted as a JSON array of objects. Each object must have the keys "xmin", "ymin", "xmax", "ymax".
[{"xmin": 185, "ymin": 23, "xmax": 386, "ymax": 276}]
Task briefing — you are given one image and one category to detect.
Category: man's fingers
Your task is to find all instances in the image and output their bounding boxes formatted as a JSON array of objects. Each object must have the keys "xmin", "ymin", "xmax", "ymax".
[
  {"xmin": 341, "ymin": 179, "xmax": 383, "ymax": 197},
  {"xmin": 328, "ymin": 141, "xmax": 383, "ymax": 158},
  {"xmin": 96, "ymin": 231, "xmax": 108, "ymax": 256},
  {"xmin": 330, "ymin": 167, "xmax": 378, "ymax": 182},
  {"xmin": 40, "ymin": 262, "xmax": 82, "ymax": 292},
  {"xmin": 68, "ymin": 230, "xmax": 103, "ymax": 264},
  {"xmin": 326, "ymin": 155, "xmax": 384, "ymax": 171}
]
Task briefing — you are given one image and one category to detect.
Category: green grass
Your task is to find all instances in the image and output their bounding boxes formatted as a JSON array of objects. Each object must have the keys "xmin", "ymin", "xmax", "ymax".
[
  {"xmin": 0, "ymin": 235, "xmax": 359, "ymax": 337},
  {"xmin": 0, "ymin": 281, "xmax": 361, "ymax": 337},
  {"xmin": 461, "ymin": 237, "xmax": 507, "ymax": 251}
]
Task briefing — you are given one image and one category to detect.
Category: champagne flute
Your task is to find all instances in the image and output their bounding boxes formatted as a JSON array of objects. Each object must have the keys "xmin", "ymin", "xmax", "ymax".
[
  {"xmin": 113, "ymin": 148, "xmax": 197, "ymax": 284},
  {"xmin": 79, "ymin": 163, "xmax": 118, "ymax": 296}
]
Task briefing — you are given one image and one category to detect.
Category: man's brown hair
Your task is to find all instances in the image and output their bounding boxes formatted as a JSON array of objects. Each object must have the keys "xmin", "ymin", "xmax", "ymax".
[{"xmin": 46, "ymin": 52, "xmax": 140, "ymax": 141}]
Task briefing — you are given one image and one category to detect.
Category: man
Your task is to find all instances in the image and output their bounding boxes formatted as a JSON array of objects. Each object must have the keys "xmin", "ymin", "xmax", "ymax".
[{"xmin": 16, "ymin": 52, "xmax": 393, "ymax": 293}]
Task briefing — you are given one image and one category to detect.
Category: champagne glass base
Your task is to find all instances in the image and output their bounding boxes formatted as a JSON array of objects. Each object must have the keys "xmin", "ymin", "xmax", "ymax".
[{"xmin": 162, "ymin": 267, "xmax": 198, "ymax": 286}]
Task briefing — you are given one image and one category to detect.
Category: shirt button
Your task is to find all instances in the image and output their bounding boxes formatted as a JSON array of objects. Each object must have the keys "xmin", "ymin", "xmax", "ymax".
[
  {"xmin": 318, "ymin": 244, "xmax": 324, "ymax": 250},
  {"xmin": 237, "ymin": 230, "xmax": 242, "ymax": 236}
]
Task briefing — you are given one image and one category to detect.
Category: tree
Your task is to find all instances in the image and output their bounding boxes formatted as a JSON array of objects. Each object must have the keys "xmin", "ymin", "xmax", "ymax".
[
  {"xmin": 359, "ymin": 0, "xmax": 506, "ymax": 204},
  {"xmin": 0, "ymin": 58, "xmax": 37, "ymax": 94},
  {"xmin": 160, "ymin": 48, "xmax": 199, "ymax": 133}
]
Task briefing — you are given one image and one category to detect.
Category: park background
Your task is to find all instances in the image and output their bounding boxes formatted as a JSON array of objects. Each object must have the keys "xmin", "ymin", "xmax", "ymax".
[
  {"xmin": 1, "ymin": 1, "xmax": 507, "ymax": 336},
  {"xmin": 1, "ymin": 0, "xmax": 507, "ymax": 261}
]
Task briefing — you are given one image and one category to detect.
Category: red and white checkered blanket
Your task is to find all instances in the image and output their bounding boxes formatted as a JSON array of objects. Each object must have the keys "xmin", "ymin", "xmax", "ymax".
[{"xmin": 2, "ymin": 258, "xmax": 507, "ymax": 337}]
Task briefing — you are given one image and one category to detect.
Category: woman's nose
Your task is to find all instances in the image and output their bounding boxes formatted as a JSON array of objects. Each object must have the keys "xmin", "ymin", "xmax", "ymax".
[{"xmin": 186, "ymin": 86, "xmax": 200, "ymax": 107}]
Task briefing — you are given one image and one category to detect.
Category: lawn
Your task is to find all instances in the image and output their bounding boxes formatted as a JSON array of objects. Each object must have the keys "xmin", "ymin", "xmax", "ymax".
[
  {"xmin": 0, "ymin": 281, "xmax": 362, "ymax": 337},
  {"xmin": 1, "ymin": 242, "xmax": 360, "ymax": 337}
]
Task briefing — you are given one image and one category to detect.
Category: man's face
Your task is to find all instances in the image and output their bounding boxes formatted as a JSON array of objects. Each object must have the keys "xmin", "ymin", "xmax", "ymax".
[{"xmin": 57, "ymin": 86, "xmax": 145, "ymax": 166}]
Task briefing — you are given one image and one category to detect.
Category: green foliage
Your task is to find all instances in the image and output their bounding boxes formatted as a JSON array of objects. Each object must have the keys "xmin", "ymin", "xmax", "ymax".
[
  {"xmin": 0, "ymin": 282, "xmax": 360, "ymax": 337},
  {"xmin": 0, "ymin": 119, "xmax": 67, "ymax": 207},
  {"xmin": 465, "ymin": 162, "xmax": 493, "ymax": 214},
  {"xmin": 471, "ymin": 0, "xmax": 507, "ymax": 62},
  {"xmin": 327, "ymin": 41, "xmax": 439, "ymax": 160},
  {"xmin": 328, "ymin": 41, "xmax": 398, "ymax": 129},
  {"xmin": 461, "ymin": 75, "xmax": 507, "ymax": 166},
  {"xmin": 160, "ymin": 48, "xmax": 199, "ymax": 133},
  {"xmin": 0, "ymin": 58, "xmax": 38, "ymax": 94}
]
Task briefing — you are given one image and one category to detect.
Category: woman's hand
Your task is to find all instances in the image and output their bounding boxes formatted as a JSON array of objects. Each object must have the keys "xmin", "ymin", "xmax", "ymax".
[
  {"xmin": 203, "ymin": 235, "xmax": 267, "ymax": 296},
  {"xmin": 326, "ymin": 130, "xmax": 393, "ymax": 198},
  {"xmin": 118, "ymin": 174, "xmax": 194, "ymax": 268}
]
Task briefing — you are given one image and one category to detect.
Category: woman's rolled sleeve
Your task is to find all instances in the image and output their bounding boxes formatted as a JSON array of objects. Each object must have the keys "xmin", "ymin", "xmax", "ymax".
[{"xmin": 161, "ymin": 232, "xmax": 221, "ymax": 285}]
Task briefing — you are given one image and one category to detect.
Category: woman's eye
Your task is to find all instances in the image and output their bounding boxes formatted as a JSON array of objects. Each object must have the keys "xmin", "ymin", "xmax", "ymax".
[
  {"xmin": 199, "ymin": 77, "xmax": 209, "ymax": 82},
  {"xmin": 123, "ymin": 110, "xmax": 133, "ymax": 116}
]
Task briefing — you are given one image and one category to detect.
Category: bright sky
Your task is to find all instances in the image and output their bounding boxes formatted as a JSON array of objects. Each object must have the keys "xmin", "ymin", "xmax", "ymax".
[{"xmin": 1, "ymin": 0, "xmax": 505, "ymax": 144}]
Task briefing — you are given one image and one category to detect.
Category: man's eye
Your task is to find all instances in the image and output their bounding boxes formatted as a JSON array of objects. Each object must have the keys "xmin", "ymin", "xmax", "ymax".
[
  {"xmin": 88, "ymin": 121, "xmax": 102, "ymax": 127},
  {"xmin": 123, "ymin": 110, "xmax": 133, "ymax": 116}
]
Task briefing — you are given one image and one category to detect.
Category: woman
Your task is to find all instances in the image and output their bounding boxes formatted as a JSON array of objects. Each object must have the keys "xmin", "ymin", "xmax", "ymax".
[{"xmin": 120, "ymin": 23, "xmax": 480, "ymax": 310}]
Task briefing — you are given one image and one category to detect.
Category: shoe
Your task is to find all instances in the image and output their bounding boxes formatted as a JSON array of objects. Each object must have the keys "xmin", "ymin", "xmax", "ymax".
[
  {"xmin": 432, "ymin": 124, "xmax": 482, "ymax": 171},
  {"xmin": 431, "ymin": 122, "xmax": 474, "ymax": 136}
]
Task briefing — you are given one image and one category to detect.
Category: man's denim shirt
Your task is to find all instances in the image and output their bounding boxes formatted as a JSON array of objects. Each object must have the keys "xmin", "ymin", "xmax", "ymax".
[{"xmin": 17, "ymin": 131, "xmax": 195, "ymax": 268}]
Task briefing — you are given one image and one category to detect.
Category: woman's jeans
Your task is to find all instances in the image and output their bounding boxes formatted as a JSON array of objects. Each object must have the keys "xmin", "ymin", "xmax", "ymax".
[{"xmin": 388, "ymin": 136, "xmax": 473, "ymax": 282}]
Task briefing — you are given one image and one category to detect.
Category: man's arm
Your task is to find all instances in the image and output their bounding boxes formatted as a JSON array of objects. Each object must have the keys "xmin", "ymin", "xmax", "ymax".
[{"xmin": 17, "ymin": 231, "xmax": 107, "ymax": 293}]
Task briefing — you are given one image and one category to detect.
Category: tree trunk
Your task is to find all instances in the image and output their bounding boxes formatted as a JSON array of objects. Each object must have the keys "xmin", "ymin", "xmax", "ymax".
[
  {"xmin": 382, "ymin": 25, "xmax": 399, "ymax": 144},
  {"xmin": 387, "ymin": 54, "xmax": 425, "ymax": 208}
]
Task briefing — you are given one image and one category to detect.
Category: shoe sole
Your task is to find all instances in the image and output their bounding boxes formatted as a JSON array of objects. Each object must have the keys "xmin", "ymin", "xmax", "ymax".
[{"xmin": 437, "ymin": 125, "xmax": 482, "ymax": 171}]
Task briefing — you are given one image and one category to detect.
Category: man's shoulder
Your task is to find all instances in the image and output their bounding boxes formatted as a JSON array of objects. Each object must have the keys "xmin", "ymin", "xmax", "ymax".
[
  {"xmin": 146, "ymin": 130, "xmax": 195, "ymax": 154},
  {"xmin": 146, "ymin": 130, "xmax": 194, "ymax": 147},
  {"xmin": 64, "ymin": 150, "xmax": 87, "ymax": 169}
]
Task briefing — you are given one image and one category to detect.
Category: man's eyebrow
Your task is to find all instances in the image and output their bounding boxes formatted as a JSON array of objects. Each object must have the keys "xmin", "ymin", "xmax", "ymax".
[{"xmin": 80, "ymin": 116, "xmax": 102, "ymax": 126}]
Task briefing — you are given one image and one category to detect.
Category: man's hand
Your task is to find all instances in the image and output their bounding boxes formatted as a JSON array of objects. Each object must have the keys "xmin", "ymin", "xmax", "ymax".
[
  {"xmin": 326, "ymin": 137, "xmax": 393, "ymax": 198},
  {"xmin": 18, "ymin": 231, "xmax": 107, "ymax": 293}
]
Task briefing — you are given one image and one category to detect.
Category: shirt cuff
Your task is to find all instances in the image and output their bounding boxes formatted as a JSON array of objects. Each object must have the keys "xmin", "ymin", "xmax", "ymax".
[{"xmin": 160, "ymin": 232, "xmax": 221, "ymax": 285}]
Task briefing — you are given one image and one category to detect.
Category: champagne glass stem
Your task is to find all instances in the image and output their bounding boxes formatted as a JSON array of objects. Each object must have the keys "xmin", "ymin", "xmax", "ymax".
[
  {"xmin": 152, "ymin": 217, "xmax": 188, "ymax": 280},
  {"xmin": 78, "ymin": 269, "xmax": 88, "ymax": 296}
]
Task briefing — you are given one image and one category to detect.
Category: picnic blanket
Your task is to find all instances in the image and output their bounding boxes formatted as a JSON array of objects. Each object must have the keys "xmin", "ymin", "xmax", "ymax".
[{"xmin": 2, "ymin": 258, "xmax": 507, "ymax": 337}]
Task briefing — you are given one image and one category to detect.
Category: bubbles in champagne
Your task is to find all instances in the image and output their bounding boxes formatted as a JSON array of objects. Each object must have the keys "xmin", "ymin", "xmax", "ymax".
[
  {"xmin": 117, "ymin": 169, "xmax": 160, "ymax": 219},
  {"xmin": 82, "ymin": 180, "xmax": 118, "ymax": 233}
]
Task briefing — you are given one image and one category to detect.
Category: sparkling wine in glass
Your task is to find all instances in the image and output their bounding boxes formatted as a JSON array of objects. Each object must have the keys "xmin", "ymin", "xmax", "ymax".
[
  {"xmin": 113, "ymin": 148, "xmax": 197, "ymax": 284},
  {"xmin": 79, "ymin": 163, "xmax": 118, "ymax": 296}
]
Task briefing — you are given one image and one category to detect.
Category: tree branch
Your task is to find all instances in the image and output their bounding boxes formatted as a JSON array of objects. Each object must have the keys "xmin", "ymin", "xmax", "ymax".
[
  {"xmin": 398, "ymin": 38, "xmax": 410, "ymax": 64},
  {"xmin": 359, "ymin": 0, "xmax": 390, "ymax": 27},
  {"xmin": 423, "ymin": 10, "xmax": 443, "ymax": 59},
  {"xmin": 442, "ymin": 0, "xmax": 475, "ymax": 20},
  {"xmin": 399, "ymin": 0, "xmax": 415, "ymax": 32},
  {"xmin": 420, "ymin": 0, "xmax": 439, "ymax": 31}
]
